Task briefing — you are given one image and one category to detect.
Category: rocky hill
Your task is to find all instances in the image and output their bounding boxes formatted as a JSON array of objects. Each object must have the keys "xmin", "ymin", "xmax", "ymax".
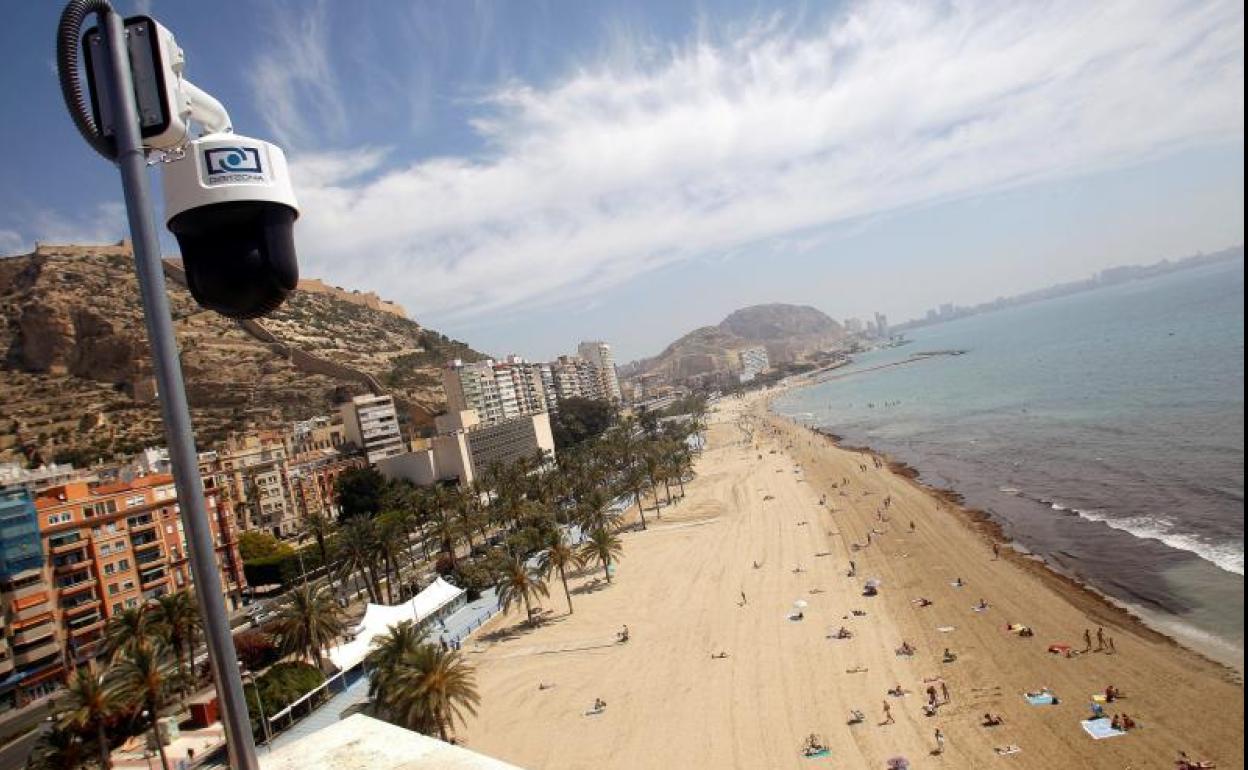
[
  {"xmin": 630, "ymin": 303, "xmax": 846, "ymax": 383},
  {"xmin": 0, "ymin": 242, "xmax": 484, "ymax": 466}
]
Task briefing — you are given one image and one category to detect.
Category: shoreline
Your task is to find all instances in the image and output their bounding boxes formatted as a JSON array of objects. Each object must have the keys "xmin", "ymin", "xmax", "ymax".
[
  {"xmin": 461, "ymin": 389, "xmax": 1244, "ymax": 769},
  {"xmin": 764, "ymin": 384, "xmax": 1245, "ymax": 678}
]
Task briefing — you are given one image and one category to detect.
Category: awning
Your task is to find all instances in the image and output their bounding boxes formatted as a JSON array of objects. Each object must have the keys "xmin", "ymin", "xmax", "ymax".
[{"xmin": 327, "ymin": 577, "xmax": 465, "ymax": 672}]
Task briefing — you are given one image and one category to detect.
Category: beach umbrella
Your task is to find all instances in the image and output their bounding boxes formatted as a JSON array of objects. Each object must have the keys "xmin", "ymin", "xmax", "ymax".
[
  {"xmin": 865, "ymin": 578, "xmax": 882, "ymax": 589},
  {"xmin": 793, "ymin": 600, "xmax": 809, "ymax": 609}
]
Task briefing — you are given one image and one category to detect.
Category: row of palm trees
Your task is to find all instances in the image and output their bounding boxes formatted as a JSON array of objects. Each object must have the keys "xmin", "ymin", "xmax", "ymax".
[{"xmin": 31, "ymin": 592, "xmax": 200, "ymax": 770}]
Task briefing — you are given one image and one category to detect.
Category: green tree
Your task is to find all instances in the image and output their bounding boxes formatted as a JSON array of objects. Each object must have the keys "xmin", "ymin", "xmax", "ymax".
[
  {"xmin": 337, "ymin": 516, "xmax": 382, "ymax": 603},
  {"xmin": 304, "ymin": 510, "xmax": 336, "ymax": 576},
  {"xmin": 26, "ymin": 725, "xmax": 89, "ymax": 770},
  {"xmin": 104, "ymin": 603, "xmax": 161, "ymax": 662},
  {"xmin": 59, "ymin": 662, "xmax": 124, "ymax": 770},
  {"xmin": 580, "ymin": 527, "xmax": 624, "ymax": 583},
  {"xmin": 375, "ymin": 511, "xmax": 409, "ymax": 604},
  {"xmin": 551, "ymin": 397, "xmax": 615, "ymax": 448},
  {"xmin": 383, "ymin": 644, "xmax": 480, "ymax": 742},
  {"xmin": 364, "ymin": 619, "xmax": 423, "ymax": 713},
  {"xmin": 238, "ymin": 531, "xmax": 294, "ymax": 561},
  {"xmin": 335, "ymin": 467, "xmax": 387, "ymax": 520},
  {"xmin": 537, "ymin": 529, "xmax": 583, "ymax": 614},
  {"xmin": 107, "ymin": 642, "xmax": 181, "ymax": 770},
  {"xmin": 151, "ymin": 591, "xmax": 200, "ymax": 686},
  {"xmin": 271, "ymin": 582, "xmax": 346, "ymax": 670},
  {"xmin": 493, "ymin": 553, "xmax": 549, "ymax": 626}
]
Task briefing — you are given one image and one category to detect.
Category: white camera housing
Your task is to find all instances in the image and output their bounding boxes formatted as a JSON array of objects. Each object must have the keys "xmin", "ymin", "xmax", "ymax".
[{"xmin": 163, "ymin": 134, "xmax": 300, "ymax": 318}]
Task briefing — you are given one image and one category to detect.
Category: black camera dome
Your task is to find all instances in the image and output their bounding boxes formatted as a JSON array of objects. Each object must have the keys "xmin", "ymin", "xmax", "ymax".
[{"xmin": 169, "ymin": 201, "xmax": 299, "ymax": 319}]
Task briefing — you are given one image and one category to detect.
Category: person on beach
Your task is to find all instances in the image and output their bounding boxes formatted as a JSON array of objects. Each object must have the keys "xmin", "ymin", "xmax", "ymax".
[
  {"xmin": 1107, "ymin": 636, "xmax": 1117, "ymax": 654},
  {"xmin": 881, "ymin": 701, "xmax": 894, "ymax": 725},
  {"xmin": 934, "ymin": 728, "xmax": 946, "ymax": 754},
  {"xmin": 941, "ymin": 681, "xmax": 950, "ymax": 703},
  {"xmin": 1083, "ymin": 628, "xmax": 1093, "ymax": 651},
  {"xmin": 954, "ymin": 577, "xmax": 965, "ymax": 588},
  {"xmin": 910, "ymin": 520, "xmax": 916, "ymax": 533},
  {"xmin": 1096, "ymin": 626, "xmax": 1106, "ymax": 651},
  {"xmin": 740, "ymin": 591, "xmax": 747, "ymax": 606},
  {"xmin": 942, "ymin": 648, "xmax": 957, "ymax": 663},
  {"xmin": 848, "ymin": 560, "xmax": 856, "ymax": 577},
  {"xmin": 993, "ymin": 543, "xmax": 1000, "ymax": 559}
]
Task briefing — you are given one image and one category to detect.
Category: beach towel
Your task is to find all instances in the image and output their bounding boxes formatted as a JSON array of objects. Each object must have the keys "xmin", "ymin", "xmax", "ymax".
[
  {"xmin": 994, "ymin": 745, "xmax": 1022, "ymax": 756},
  {"xmin": 1081, "ymin": 718, "xmax": 1126, "ymax": 740},
  {"xmin": 1091, "ymin": 694, "xmax": 1108, "ymax": 703},
  {"xmin": 803, "ymin": 749, "xmax": 831, "ymax": 759},
  {"xmin": 583, "ymin": 708, "xmax": 605, "ymax": 717},
  {"xmin": 1024, "ymin": 693, "xmax": 1056, "ymax": 706},
  {"xmin": 937, "ymin": 626, "xmax": 956, "ymax": 633}
]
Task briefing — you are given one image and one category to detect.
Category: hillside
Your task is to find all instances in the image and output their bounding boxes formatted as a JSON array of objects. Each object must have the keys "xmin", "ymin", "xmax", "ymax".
[
  {"xmin": 0, "ymin": 241, "xmax": 484, "ymax": 466},
  {"xmin": 630, "ymin": 303, "xmax": 846, "ymax": 383}
]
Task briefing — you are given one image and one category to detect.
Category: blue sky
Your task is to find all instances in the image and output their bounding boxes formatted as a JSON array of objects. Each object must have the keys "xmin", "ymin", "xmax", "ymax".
[{"xmin": 0, "ymin": 1, "xmax": 1242, "ymax": 363}]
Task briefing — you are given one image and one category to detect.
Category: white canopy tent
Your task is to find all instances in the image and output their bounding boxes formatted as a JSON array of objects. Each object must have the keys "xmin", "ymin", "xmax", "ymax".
[{"xmin": 328, "ymin": 577, "xmax": 465, "ymax": 672}]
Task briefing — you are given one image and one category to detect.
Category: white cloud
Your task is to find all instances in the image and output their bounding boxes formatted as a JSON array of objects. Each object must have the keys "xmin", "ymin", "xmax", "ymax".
[
  {"xmin": 250, "ymin": 0, "xmax": 346, "ymax": 150},
  {"xmin": 0, "ymin": 229, "xmax": 24, "ymax": 256},
  {"xmin": 287, "ymin": 0, "xmax": 1244, "ymax": 325}
]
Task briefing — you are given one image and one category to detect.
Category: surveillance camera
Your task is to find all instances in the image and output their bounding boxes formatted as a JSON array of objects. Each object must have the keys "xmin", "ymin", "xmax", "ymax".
[{"xmin": 163, "ymin": 134, "xmax": 299, "ymax": 318}]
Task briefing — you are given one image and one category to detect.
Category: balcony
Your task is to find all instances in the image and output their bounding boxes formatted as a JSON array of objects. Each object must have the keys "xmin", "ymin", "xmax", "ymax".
[
  {"xmin": 58, "ymin": 577, "xmax": 98, "ymax": 596},
  {"xmin": 127, "ymin": 515, "xmax": 157, "ymax": 533},
  {"xmin": 13, "ymin": 638, "xmax": 60, "ymax": 667},
  {"xmin": 135, "ymin": 548, "xmax": 164, "ymax": 567},
  {"xmin": 63, "ymin": 597, "xmax": 101, "ymax": 616},
  {"xmin": 53, "ymin": 557, "xmax": 93, "ymax": 574},
  {"xmin": 69, "ymin": 618, "xmax": 105, "ymax": 638},
  {"xmin": 50, "ymin": 536, "xmax": 87, "ymax": 554},
  {"xmin": 131, "ymin": 533, "xmax": 161, "ymax": 550},
  {"xmin": 139, "ymin": 569, "xmax": 167, "ymax": 588},
  {"xmin": 12, "ymin": 622, "xmax": 56, "ymax": 647}
]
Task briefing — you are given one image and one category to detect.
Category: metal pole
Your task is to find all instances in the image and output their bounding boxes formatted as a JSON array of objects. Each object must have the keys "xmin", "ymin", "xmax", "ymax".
[{"xmin": 98, "ymin": 12, "xmax": 259, "ymax": 770}]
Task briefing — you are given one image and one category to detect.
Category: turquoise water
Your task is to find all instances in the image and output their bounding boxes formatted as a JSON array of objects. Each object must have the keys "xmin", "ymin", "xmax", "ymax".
[{"xmin": 774, "ymin": 259, "xmax": 1244, "ymax": 663}]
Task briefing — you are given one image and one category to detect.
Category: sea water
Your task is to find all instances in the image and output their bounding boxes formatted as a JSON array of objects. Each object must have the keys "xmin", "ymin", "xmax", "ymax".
[{"xmin": 774, "ymin": 259, "xmax": 1245, "ymax": 668}]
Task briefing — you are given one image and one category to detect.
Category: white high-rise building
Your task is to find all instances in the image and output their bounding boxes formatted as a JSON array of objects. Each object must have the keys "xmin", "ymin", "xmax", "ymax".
[
  {"xmin": 737, "ymin": 346, "xmax": 770, "ymax": 383},
  {"xmin": 340, "ymin": 394, "xmax": 405, "ymax": 464},
  {"xmin": 577, "ymin": 341, "xmax": 622, "ymax": 403}
]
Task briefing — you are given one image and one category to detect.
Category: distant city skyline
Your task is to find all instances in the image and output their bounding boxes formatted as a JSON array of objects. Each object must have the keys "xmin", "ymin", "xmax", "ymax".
[{"xmin": 0, "ymin": 1, "xmax": 1242, "ymax": 364}]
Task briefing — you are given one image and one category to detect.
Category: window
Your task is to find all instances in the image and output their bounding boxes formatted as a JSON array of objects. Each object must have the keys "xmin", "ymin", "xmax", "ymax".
[
  {"xmin": 126, "ymin": 495, "xmax": 145, "ymax": 508},
  {"xmin": 125, "ymin": 598, "xmax": 138, "ymax": 608},
  {"xmin": 117, "ymin": 559, "xmax": 130, "ymax": 571},
  {"xmin": 109, "ymin": 583, "xmax": 120, "ymax": 595},
  {"xmin": 104, "ymin": 563, "xmax": 116, "ymax": 576},
  {"xmin": 47, "ymin": 512, "xmax": 72, "ymax": 526},
  {"xmin": 121, "ymin": 580, "xmax": 135, "ymax": 591},
  {"xmin": 112, "ymin": 602, "xmax": 123, "ymax": 614}
]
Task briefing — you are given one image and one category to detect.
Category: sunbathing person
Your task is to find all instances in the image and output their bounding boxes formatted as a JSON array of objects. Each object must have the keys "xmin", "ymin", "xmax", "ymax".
[
  {"xmin": 833, "ymin": 626, "xmax": 853, "ymax": 639},
  {"xmin": 847, "ymin": 709, "xmax": 865, "ymax": 724},
  {"xmin": 1121, "ymin": 713, "xmax": 1136, "ymax": 730},
  {"xmin": 887, "ymin": 684, "xmax": 905, "ymax": 697},
  {"xmin": 897, "ymin": 641, "xmax": 916, "ymax": 656},
  {"xmin": 711, "ymin": 651, "xmax": 729, "ymax": 659},
  {"xmin": 982, "ymin": 713, "xmax": 1005, "ymax": 727},
  {"xmin": 915, "ymin": 597, "xmax": 933, "ymax": 607},
  {"xmin": 942, "ymin": 648, "xmax": 957, "ymax": 663}
]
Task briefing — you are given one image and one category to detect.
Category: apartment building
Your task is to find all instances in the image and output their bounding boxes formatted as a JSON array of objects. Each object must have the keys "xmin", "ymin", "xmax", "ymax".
[
  {"xmin": 378, "ymin": 409, "xmax": 555, "ymax": 487},
  {"xmin": 287, "ymin": 450, "xmax": 365, "ymax": 525},
  {"xmin": 1, "ymin": 487, "xmax": 59, "ymax": 709},
  {"xmin": 736, "ymin": 346, "xmax": 770, "ymax": 383},
  {"xmin": 577, "ymin": 341, "xmax": 623, "ymax": 402},
  {"xmin": 0, "ymin": 475, "xmax": 246, "ymax": 707},
  {"xmin": 201, "ymin": 430, "xmax": 299, "ymax": 538},
  {"xmin": 340, "ymin": 394, "xmax": 406, "ymax": 464},
  {"xmin": 291, "ymin": 415, "xmax": 348, "ymax": 454}
]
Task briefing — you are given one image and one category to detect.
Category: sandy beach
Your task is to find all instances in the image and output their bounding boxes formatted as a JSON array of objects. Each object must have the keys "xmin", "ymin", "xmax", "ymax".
[{"xmin": 459, "ymin": 391, "xmax": 1245, "ymax": 769}]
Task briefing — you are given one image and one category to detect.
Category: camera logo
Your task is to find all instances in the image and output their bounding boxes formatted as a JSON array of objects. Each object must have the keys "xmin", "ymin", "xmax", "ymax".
[{"xmin": 204, "ymin": 147, "xmax": 264, "ymax": 180}]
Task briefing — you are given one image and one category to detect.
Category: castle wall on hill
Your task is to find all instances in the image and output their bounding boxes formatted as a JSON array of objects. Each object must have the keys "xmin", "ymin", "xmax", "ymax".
[{"xmin": 296, "ymin": 278, "xmax": 408, "ymax": 319}]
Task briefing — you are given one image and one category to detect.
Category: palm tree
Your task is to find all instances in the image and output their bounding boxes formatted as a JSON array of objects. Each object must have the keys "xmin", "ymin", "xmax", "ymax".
[
  {"xmin": 151, "ymin": 591, "xmax": 200, "ymax": 685},
  {"xmin": 642, "ymin": 446, "xmax": 669, "ymax": 511},
  {"xmin": 580, "ymin": 527, "xmax": 624, "ymax": 583},
  {"xmin": 271, "ymin": 581, "xmax": 346, "ymax": 671},
  {"xmin": 577, "ymin": 487, "xmax": 622, "ymax": 536},
  {"xmin": 376, "ymin": 511, "xmax": 408, "ymax": 604},
  {"xmin": 427, "ymin": 486, "xmax": 461, "ymax": 568},
  {"xmin": 107, "ymin": 642, "xmax": 181, "ymax": 770},
  {"xmin": 26, "ymin": 725, "xmax": 89, "ymax": 770},
  {"xmin": 104, "ymin": 603, "xmax": 160, "ymax": 661},
  {"xmin": 493, "ymin": 554, "xmax": 549, "ymax": 626},
  {"xmin": 337, "ymin": 516, "xmax": 381, "ymax": 603},
  {"xmin": 59, "ymin": 662, "xmax": 124, "ymax": 769},
  {"xmin": 364, "ymin": 619, "xmax": 423, "ymax": 713},
  {"xmin": 537, "ymin": 530, "xmax": 583, "ymax": 614},
  {"xmin": 305, "ymin": 510, "xmax": 336, "ymax": 577},
  {"xmin": 385, "ymin": 644, "xmax": 479, "ymax": 742}
]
